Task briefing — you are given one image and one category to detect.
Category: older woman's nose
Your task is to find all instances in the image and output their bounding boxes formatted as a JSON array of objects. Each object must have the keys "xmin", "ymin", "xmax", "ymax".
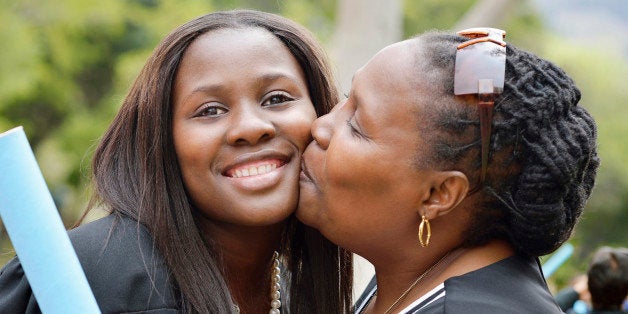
[{"xmin": 311, "ymin": 111, "xmax": 334, "ymax": 150}]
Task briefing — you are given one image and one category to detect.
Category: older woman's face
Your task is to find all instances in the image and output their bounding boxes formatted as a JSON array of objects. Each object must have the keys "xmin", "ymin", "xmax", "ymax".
[
  {"xmin": 297, "ymin": 40, "xmax": 438, "ymax": 254},
  {"xmin": 172, "ymin": 28, "xmax": 316, "ymax": 227}
]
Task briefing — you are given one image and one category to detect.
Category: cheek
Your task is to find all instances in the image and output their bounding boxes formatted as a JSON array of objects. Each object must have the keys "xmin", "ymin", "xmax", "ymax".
[
  {"xmin": 172, "ymin": 123, "xmax": 192, "ymax": 169},
  {"xmin": 323, "ymin": 142, "xmax": 413, "ymax": 218},
  {"xmin": 174, "ymin": 127, "xmax": 199, "ymax": 164},
  {"xmin": 174, "ymin": 141, "xmax": 202, "ymax": 177},
  {"xmin": 321, "ymin": 144, "xmax": 377, "ymax": 221},
  {"xmin": 173, "ymin": 146, "xmax": 199, "ymax": 197},
  {"xmin": 172, "ymin": 123, "xmax": 221, "ymax": 183},
  {"xmin": 326, "ymin": 142, "xmax": 377, "ymax": 192}
]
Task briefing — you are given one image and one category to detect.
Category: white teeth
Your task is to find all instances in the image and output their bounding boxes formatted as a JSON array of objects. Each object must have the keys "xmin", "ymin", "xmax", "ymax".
[{"xmin": 232, "ymin": 164, "xmax": 278, "ymax": 178}]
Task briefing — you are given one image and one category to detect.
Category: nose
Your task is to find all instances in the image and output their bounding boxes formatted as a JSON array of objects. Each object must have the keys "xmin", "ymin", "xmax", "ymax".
[
  {"xmin": 226, "ymin": 106, "xmax": 276, "ymax": 146},
  {"xmin": 311, "ymin": 111, "xmax": 334, "ymax": 150}
]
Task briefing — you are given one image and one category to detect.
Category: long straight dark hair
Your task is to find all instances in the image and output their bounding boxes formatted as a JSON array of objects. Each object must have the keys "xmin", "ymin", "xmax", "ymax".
[{"xmin": 85, "ymin": 9, "xmax": 352, "ymax": 313}]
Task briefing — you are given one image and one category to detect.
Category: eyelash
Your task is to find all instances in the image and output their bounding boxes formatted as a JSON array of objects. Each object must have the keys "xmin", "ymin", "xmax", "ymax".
[
  {"xmin": 346, "ymin": 119, "xmax": 364, "ymax": 139},
  {"xmin": 262, "ymin": 92, "xmax": 294, "ymax": 107},
  {"xmin": 193, "ymin": 91, "xmax": 294, "ymax": 118},
  {"xmin": 195, "ymin": 104, "xmax": 227, "ymax": 118}
]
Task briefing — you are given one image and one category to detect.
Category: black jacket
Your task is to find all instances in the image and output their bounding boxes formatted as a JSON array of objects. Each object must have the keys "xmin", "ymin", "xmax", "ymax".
[{"xmin": 0, "ymin": 214, "xmax": 179, "ymax": 313}]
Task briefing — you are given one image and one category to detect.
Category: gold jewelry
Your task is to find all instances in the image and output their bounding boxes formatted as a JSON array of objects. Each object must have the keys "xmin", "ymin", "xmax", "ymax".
[
  {"xmin": 382, "ymin": 251, "xmax": 451, "ymax": 314},
  {"xmin": 418, "ymin": 215, "xmax": 431, "ymax": 247}
]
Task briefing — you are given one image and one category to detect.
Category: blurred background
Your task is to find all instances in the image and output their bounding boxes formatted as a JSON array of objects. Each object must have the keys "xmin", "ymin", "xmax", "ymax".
[{"xmin": 1, "ymin": 0, "xmax": 626, "ymax": 296}]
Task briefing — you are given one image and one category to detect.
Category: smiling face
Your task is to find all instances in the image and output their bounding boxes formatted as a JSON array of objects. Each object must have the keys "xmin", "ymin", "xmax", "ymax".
[
  {"xmin": 297, "ymin": 40, "xmax": 442, "ymax": 256},
  {"xmin": 172, "ymin": 27, "xmax": 316, "ymax": 228}
]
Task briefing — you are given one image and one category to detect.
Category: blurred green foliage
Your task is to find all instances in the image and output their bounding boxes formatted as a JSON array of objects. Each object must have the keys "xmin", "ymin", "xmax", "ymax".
[{"xmin": 1, "ymin": 0, "xmax": 626, "ymax": 292}]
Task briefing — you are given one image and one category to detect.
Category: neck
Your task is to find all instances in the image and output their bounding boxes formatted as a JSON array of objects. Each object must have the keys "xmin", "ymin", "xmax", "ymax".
[
  {"xmin": 368, "ymin": 240, "xmax": 514, "ymax": 314},
  {"xmin": 197, "ymin": 217, "xmax": 286, "ymax": 313}
]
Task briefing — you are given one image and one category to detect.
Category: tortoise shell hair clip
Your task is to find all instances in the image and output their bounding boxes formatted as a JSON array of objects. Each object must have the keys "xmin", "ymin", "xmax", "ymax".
[{"xmin": 454, "ymin": 27, "xmax": 506, "ymax": 192}]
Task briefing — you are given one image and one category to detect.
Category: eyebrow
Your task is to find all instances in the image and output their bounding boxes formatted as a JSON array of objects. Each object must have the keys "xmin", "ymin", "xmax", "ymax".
[
  {"xmin": 189, "ymin": 72, "xmax": 302, "ymax": 96},
  {"xmin": 189, "ymin": 83, "xmax": 225, "ymax": 96},
  {"xmin": 254, "ymin": 72, "xmax": 303, "ymax": 91},
  {"xmin": 350, "ymin": 89, "xmax": 372, "ymax": 135}
]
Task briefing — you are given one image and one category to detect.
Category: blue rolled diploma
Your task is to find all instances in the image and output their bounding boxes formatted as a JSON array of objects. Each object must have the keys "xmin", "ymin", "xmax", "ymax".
[{"xmin": 0, "ymin": 127, "xmax": 100, "ymax": 314}]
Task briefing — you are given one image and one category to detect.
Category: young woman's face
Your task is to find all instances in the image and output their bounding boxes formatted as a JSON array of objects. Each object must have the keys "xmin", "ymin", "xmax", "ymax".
[
  {"xmin": 172, "ymin": 28, "xmax": 316, "ymax": 228},
  {"xmin": 297, "ymin": 41, "xmax": 438, "ymax": 255}
]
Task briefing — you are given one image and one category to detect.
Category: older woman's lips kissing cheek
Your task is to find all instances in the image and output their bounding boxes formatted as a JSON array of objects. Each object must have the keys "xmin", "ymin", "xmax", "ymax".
[
  {"xmin": 299, "ymin": 157, "xmax": 315, "ymax": 183},
  {"xmin": 222, "ymin": 149, "xmax": 290, "ymax": 191}
]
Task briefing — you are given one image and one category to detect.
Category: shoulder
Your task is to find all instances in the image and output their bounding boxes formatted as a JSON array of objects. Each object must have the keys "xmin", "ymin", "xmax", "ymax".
[
  {"xmin": 68, "ymin": 214, "xmax": 163, "ymax": 285},
  {"xmin": 68, "ymin": 214, "xmax": 159, "ymax": 271},
  {"xmin": 0, "ymin": 214, "xmax": 179, "ymax": 313},
  {"xmin": 441, "ymin": 254, "xmax": 563, "ymax": 313},
  {"xmin": 70, "ymin": 214, "xmax": 179, "ymax": 313}
]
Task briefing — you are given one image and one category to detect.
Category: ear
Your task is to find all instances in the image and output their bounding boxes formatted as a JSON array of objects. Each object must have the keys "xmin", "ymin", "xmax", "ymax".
[{"xmin": 421, "ymin": 171, "xmax": 469, "ymax": 219}]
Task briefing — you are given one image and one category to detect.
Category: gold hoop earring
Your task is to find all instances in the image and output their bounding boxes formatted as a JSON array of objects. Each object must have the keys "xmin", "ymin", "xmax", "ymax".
[{"xmin": 418, "ymin": 215, "xmax": 431, "ymax": 247}]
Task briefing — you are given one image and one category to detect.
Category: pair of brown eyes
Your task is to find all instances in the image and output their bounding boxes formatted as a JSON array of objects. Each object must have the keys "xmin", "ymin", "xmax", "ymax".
[{"xmin": 195, "ymin": 93, "xmax": 294, "ymax": 117}]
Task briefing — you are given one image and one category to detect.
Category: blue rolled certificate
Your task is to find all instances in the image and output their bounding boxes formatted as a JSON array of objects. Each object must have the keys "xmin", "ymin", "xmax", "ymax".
[{"xmin": 0, "ymin": 127, "xmax": 100, "ymax": 314}]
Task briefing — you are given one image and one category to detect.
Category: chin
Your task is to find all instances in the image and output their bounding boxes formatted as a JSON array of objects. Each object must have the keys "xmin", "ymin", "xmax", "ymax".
[
  {"xmin": 227, "ymin": 207, "xmax": 291, "ymax": 227},
  {"xmin": 295, "ymin": 196, "xmax": 321, "ymax": 230},
  {"xmin": 253, "ymin": 197, "xmax": 298, "ymax": 225},
  {"xmin": 223, "ymin": 191, "xmax": 299, "ymax": 227}
]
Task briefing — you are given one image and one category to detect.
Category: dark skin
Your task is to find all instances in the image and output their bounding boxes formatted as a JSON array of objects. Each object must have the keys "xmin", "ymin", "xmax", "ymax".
[
  {"xmin": 298, "ymin": 39, "xmax": 515, "ymax": 313},
  {"xmin": 172, "ymin": 27, "xmax": 316, "ymax": 312},
  {"xmin": 211, "ymin": 223, "xmax": 282, "ymax": 313}
]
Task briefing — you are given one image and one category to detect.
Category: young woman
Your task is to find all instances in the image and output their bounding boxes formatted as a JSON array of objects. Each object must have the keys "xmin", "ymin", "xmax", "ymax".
[
  {"xmin": 0, "ymin": 10, "xmax": 352, "ymax": 313},
  {"xmin": 298, "ymin": 28, "xmax": 599, "ymax": 313}
]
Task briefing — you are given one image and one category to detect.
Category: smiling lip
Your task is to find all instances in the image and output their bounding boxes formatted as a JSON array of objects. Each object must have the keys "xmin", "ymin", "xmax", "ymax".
[
  {"xmin": 226, "ymin": 159, "xmax": 283, "ymax": 178},
  {"xmin": 222, "ymin": 151, "xmax": 292, "ymax": 191},
  {"xmin": 222, "ymin": 150, "xmax": 290, "ymax": 178}
]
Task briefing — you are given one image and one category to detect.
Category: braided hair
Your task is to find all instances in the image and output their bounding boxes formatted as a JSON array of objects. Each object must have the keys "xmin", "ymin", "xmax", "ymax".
[{"xmin": 413, "ymin": 31, "xmax": 599, "ymax": 257}]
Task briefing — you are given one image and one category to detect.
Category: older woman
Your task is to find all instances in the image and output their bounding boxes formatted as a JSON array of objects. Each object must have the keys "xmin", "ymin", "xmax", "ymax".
[{"xmin": 298, "ymin": 28, "xmax": 598, "ymax": 313}]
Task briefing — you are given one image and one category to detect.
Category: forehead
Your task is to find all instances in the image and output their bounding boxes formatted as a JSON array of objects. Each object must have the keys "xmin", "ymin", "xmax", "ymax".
[
  {"xmin": 360, "ymin": 40, "xmax": 415, "ymax": 86},
  {"xmin": 353, "ymin": 40, "xmax": 422, "ymax": 124},
  {"xmin": 181, "ymin": 27, "xmax": 290, "ymax": 67},
  {"xmin": 173, "ymin": 27, "xmax": 305, "ymax": 97}
]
